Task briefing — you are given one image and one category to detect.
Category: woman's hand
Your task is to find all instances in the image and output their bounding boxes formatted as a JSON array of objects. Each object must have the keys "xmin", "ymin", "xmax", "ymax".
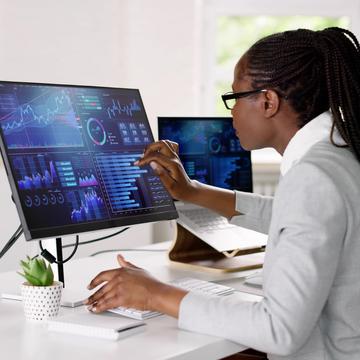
[
  {"xmin": 136, "ymin": 139, "xmax": 238, "ymax": 218},
  {"xmin": 135, "ymin": 140, "xmax": 196, "ymax": 202},
  {"xmin": 84, "ymin": 254, "xmax": 188, "ymax": 318},
  {"xmin": 85, "ymin": 255, "xmax": 162, "ymax": 312}
]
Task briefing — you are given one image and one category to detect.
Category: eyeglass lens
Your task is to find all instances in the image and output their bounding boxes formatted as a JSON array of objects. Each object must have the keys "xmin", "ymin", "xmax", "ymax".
[{"xmin": 226, "ymin": 98, "xmax": 236, "ymax": 110}]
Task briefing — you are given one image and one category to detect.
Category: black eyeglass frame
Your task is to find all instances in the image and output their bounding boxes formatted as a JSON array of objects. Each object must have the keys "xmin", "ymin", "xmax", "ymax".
[{"xmin": 221, "ymin": 89, "xmax": 267, "ymax": 110}]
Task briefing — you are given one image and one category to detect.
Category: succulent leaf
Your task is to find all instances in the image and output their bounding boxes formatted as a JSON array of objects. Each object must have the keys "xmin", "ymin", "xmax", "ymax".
[
  {"xmin": 38, "ymin": 258, "xmax": 47, "ymax": 272},
  {"xmin": 30, "ymin": 258, "xmax": 44, "ymax": 279},
  {"xmin": 42, "ymin": 264, "xmax": 54, "ymax": 286},
  {"xmin": 17, "ymin": 271, "xmax": 27, "ymax": 280},
  {"xmin": 18, "ymin": 255, "xmax": 54, "ymax": 286},
  {"xmin": 20, "ymin": 260, "xmax": 30, "ymax": 270},
  {"xmin": 24, "ymin": 272, "xmax": 43, "ymax": 286}
]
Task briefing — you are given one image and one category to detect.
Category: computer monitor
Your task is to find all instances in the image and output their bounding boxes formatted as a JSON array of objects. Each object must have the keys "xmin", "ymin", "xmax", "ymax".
[
  {"xmin": 0, "ymin": 81, "xmax": 178, "ymax": 241},
  {"xmin": 158, "ymin": 117, "xmax": 252, "ymax": 192}
]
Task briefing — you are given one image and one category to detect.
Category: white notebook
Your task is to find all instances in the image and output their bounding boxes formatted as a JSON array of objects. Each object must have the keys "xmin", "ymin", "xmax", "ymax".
[{"xmin": 48, "ymin": 310, "xmax": 146, "ymax": 340}]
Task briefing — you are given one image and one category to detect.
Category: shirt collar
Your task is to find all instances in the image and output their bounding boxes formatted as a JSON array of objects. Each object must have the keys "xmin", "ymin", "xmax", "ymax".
[{"xmin": 280, "ymin": 111, "xmax": 346, "ymax": 176}]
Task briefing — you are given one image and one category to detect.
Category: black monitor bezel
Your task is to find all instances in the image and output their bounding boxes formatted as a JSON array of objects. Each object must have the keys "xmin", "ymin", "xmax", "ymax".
[
  {"xmin": 157, "ymin": 116, "xmax": 253, "ymax": 193},
  {"xmin": 0, "ymin": 80, "xmax": 178, "ymax": 241}
]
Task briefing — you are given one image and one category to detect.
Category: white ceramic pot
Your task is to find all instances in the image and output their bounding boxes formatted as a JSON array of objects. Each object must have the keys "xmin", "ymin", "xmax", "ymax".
[{"xmin": 21, "ymin": 281, "xmax": 62, "ymax": 322}]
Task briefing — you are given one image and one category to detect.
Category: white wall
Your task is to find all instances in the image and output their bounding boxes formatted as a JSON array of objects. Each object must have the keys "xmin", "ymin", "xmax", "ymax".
[
  {"xmin": 116, "ymin": 0, "xmax": 203, "ymax": 244},
  {"xmin": 0, "ymin": 0, "xmax": 200, "ymax": 271}
]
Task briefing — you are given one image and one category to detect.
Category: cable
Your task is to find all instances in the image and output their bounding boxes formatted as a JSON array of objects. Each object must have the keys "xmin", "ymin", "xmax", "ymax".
[
  {"xmin": 39, "ymin": 227, "xmax": 130, "ymax": 264},
  {"xmin": 6, "ymin": 229, "xmax": 23, "ymax": 250},
  {"xmin": 0, "ymin": 224, "xmax": 131, "ymax": 262},
  {"xmin": 62, "ymin": 227, "xmax": 130, "ymax": 249},
  {"xmin": 90, "ymin": 248, "xmax": 167, "ymax": 257},
  {"xmin": 39, "ymin": 235, "xmax": 79, "ymax": 264},
  {"xmin": 0, "ymin": 226, "xmax": 23, "ymax": 259},
  {"xmin": 0, "ymin": 225, "xmax": 23, "ymax": 260}
]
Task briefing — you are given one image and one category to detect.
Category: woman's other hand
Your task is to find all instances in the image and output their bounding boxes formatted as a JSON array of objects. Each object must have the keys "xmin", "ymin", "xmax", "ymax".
[{"xmin": 84, "ymin": 254, "xmax": 187, "ymax": 318}]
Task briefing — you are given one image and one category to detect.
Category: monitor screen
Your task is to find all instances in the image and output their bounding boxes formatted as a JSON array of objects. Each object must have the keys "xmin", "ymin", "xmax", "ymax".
[
  {"xmin": 158, "ymin": 117, "xmax": 252, "ymax": 192},
  {"xmin": 0, "ymin": 81, "xmax": 178, "ymax": 241}
]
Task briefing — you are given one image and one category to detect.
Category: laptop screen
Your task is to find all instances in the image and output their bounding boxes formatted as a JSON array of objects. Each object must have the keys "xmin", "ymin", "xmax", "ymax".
[{"xmin": 158, "ymin": 117, "xmax": 252, "ymax": 192}]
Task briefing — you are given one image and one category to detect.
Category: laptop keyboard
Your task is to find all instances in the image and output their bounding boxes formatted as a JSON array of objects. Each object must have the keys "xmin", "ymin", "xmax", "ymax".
[
  {"xmin": 108, "ymin": 277, "xmax": 234, "ymax": 320},
  {"xmin": 179, "ymin": 208, "xmax": 235, "ymax": 231}
]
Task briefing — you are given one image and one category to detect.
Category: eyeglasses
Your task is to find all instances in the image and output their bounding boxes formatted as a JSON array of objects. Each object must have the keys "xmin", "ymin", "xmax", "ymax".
[{"xmin": 221, "ymin": 89, "xmax": 267, "ymax": 110}]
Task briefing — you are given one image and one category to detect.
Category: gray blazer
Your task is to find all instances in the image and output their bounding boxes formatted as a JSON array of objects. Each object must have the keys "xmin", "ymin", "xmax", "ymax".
[{"xmin": 178, "ymin": 141, "xmax": 360, "ymax": 359}]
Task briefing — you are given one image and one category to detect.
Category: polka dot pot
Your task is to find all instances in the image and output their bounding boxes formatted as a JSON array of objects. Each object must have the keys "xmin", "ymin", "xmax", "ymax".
[{"xmin": 21, "ymin": 281, "xmax": 62, "ymax": 322}]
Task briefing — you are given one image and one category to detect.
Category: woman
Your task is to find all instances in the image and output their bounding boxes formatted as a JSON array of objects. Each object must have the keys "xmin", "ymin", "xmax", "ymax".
[{"xmin": 85, "ymin": 28, "xmax": 360, "ymax": 359}]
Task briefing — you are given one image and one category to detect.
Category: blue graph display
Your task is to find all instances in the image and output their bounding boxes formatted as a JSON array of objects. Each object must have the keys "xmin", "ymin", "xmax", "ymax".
[
  {"xmin": 211, "ymin": 156, "xmax": 250, "ymax": 190},
  {"xmin": 86, "ymin": 118, "xmax": 107, "ymax": 146},
  {"xmin": 67, "ymin": 188, "xmax": 107, "ymax": 223},
  {"xmin": 78, "ymin": 173, "xmax": 98, "ymax": 187},
  {"xmin": 0, "ymin": 90, "xmax": 83, "ymax": 149},
  {"xmin": 158, "ymin": 121, "xmax": 208, "ymax": 155},
  {"xmin": 96, "ymin": 153, "xmax": 145, "ymax": 211},
  {"xmin": 158, "ymin": 118, "xmax": 252, "ymax": 192},
  {"xmin": 24, "ymin": 192, "xmax": 65, "ymax": 208},
  {"xmin": 0, "ymin": 82, "xmax": 177, "ymax": 237},
  {"xmin": 13, "ymin": 155, "xmax": 59, "ymax": 190},
  {"xmin": 107, "ymin": 99, "xmax": 141, "ymax": 119}
]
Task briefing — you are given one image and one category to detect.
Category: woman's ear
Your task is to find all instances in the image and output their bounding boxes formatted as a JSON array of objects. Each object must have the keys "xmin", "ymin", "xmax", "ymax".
[{"xmin": 263, "ymin": 89, "xmax": 280, "ymax": 117}]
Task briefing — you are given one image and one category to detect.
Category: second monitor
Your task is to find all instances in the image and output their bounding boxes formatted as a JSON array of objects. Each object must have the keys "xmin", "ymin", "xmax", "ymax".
[{"xmin": 157, "ymin": 117, "xmax": 252, "ymax": 192}]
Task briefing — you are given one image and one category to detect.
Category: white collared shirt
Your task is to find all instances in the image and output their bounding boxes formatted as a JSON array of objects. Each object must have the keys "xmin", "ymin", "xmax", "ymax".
[{"xmin": 280, "ymin": 111, "xmax": 346, "ymax": 176}]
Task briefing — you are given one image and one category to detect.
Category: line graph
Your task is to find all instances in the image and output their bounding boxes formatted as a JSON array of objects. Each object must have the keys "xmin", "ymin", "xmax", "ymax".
[
  {"xmin": 0, "ymin": 90, "xmax": 84, "ymax": 149},
  {"xmin": 106, "ymin": 99, "xmax": 141, "ymax": 119},
  {"xmin": 67, "ymin": 189, "xmax": 107, "ymax": 223}
]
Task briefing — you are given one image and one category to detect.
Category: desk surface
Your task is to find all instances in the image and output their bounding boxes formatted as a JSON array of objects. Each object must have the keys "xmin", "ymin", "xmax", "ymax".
[{"xmin": 0, "ymin": 241, "xmax": 261, "ymax": 360}]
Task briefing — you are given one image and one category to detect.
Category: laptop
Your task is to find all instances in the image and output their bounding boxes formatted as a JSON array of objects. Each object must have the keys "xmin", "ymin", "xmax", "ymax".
[{"xmin": 158, "ymin": 117, "xmax": 267, "ymax": 253}]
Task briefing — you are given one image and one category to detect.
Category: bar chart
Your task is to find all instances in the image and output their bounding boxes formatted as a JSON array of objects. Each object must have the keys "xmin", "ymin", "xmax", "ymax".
[{"xmin": 96, "ymin": 153, "xmax": 147, "ymax": 212}]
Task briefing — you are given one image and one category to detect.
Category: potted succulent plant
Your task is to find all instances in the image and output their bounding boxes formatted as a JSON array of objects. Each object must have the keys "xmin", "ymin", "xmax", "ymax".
[{"xmin": 18, "ymin": 256, "xmax": 62, "ymax": 322}]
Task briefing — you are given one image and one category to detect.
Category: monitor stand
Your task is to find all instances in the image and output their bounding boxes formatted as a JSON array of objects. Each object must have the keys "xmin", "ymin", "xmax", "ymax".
[
  {"xmin": 48, "ymin": 237, "xmax": 87, "ymax": 307},
  {"xmin": 55, "ymin": 237, "xmax": 65, "ymax": 286},
  {"xmin": 40, "ymin": 237, "xmax": 66, "ymax": 286}
]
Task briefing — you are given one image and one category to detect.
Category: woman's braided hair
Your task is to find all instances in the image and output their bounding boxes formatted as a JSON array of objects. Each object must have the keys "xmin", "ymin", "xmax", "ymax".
[{"xmin": 245, "ymin": 27, "xmax": 360, "ymax": 161}]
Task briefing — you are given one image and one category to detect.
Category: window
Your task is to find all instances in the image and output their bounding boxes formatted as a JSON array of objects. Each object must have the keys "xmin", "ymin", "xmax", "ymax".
[
  {"xmin": 215, "ymin": 16, "xmax": 349, "ymax": 116},
  {"xmin": 201, "ymin": 0, "xmax": 358, "ymax": 163}
]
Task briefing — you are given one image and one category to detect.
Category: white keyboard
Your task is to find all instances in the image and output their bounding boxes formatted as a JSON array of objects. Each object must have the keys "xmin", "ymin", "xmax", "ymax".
[
  {"xmin": 108, "ymin": 277, "xmax": 234, "ymax": 320},
  {"xmin": 179, "ymin": 208, "xmax": 235, "ymax": 231}
]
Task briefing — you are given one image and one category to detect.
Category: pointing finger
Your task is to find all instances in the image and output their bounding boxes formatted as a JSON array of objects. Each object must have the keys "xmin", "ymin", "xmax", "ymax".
[
  {"xmin": 164, "ymin": 140, "xmax": 179, "ymax": 154},
  {"xmin": 143, "ymin": 140, "xmax": 177, "ymax": 159}
]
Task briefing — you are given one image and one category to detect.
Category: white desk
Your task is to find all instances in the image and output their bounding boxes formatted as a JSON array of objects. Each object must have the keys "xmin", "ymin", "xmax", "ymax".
[{"xmin": 0, "ymin": 241, "xmax": 262, "ymax": 360}]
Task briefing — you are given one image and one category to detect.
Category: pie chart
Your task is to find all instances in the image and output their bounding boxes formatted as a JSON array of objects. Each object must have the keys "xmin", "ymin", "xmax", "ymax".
[{"xmin": 87, "ymin": 118, "xmax": 106, "ymax": 146}]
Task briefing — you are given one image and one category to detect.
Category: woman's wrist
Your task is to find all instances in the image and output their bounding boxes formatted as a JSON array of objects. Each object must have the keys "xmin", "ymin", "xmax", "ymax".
[
  {"xmin": 181, "ymin": 180, "xmax": 203, "ymax": 203},
  {"xmin": 150, "ymin": 282, "xmax": 188, "ymax": 318}
]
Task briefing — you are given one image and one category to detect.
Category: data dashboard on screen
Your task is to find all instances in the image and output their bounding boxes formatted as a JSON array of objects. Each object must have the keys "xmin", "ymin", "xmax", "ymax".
[
  {"xmin": 0, "ymin": 82, "xmax": 177, "ymax": 240},
  {"xmin": 158, "ymin": 117, "xmax": 252, "ymax": 192}
]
